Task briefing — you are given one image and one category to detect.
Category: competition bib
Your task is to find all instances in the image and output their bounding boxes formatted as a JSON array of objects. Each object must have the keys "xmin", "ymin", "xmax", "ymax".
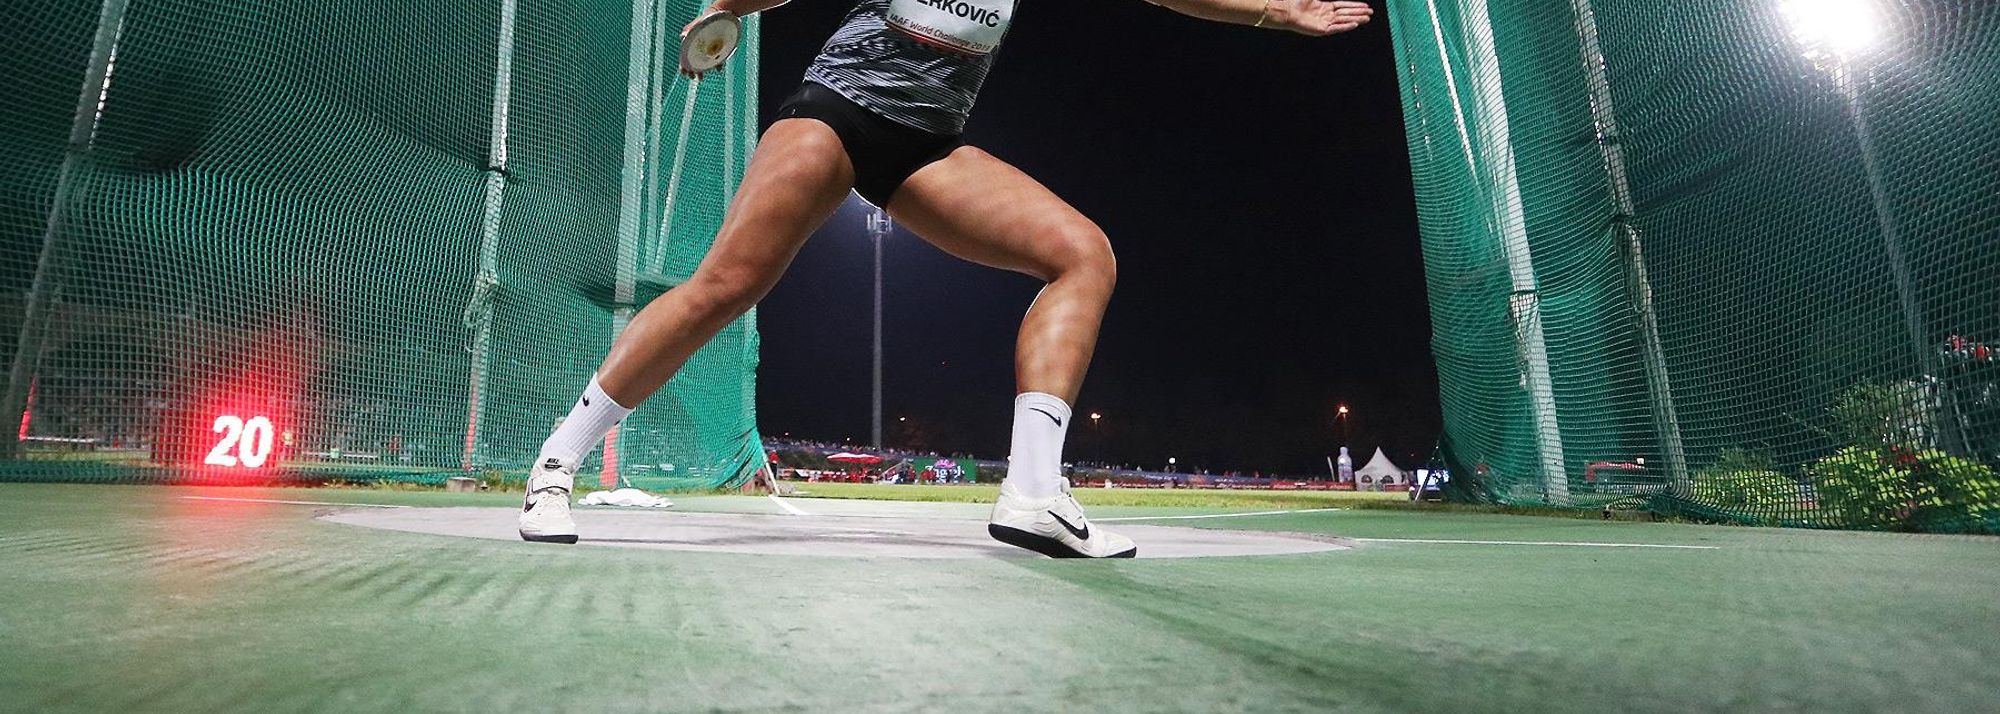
[{"xmin": 887, "ymin": 0, "xmax": 1015, "ymax": 56}]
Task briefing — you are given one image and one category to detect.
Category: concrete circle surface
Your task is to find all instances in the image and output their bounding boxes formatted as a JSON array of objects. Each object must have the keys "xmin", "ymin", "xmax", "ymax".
[{"xmin": 320, "ymin": 506, "xmax": 1352, "ymax": 559}]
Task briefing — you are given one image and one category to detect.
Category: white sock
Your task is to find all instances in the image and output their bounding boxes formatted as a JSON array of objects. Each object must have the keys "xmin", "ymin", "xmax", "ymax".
[
  {"xmin": 537, "ymin": 374, "xmax": 634, "ymax": 465},
  {"xmin": 1004, "ymin": 392, "xmax": 1071, "ymax": 499}
]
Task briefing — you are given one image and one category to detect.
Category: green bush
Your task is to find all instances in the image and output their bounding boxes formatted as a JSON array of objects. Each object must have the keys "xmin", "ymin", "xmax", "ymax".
[
  {"xmin": 1810, "ymin": 446, "xmax": 1914, "ymax": 529},
  {"xmin": 1690, "ymin": 449, "xmax": 1803, "ymax": 524},
  {"xmin": 1919, "ymin": 452, "xmax": 2000, "ymax": 533},
  {"xmin": 1692, "ymin": 470, "xmax": 1801, "ymax": 518},
  {"xmin": 1830, "ymin": 381, "xmax": 1936, "ymax": 447},
  {"xmin": 1810, "ymin": 445, "xmax": 2000, "ymax": 531}
]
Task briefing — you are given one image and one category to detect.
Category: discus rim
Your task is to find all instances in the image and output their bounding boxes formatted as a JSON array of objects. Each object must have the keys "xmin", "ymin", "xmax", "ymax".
[{"xmin": 680, "ymin": 10, "xmax": 742, "ymax": 76}]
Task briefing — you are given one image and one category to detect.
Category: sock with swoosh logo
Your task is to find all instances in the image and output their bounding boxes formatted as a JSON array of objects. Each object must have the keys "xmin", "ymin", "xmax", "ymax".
[
  {"xmin": 1004, "ymin": 391, "xmax": 1071, "ymax": 499},
  {"xmin": 537, "ymin": 374, "xmax": 633, "ymax": 465}
]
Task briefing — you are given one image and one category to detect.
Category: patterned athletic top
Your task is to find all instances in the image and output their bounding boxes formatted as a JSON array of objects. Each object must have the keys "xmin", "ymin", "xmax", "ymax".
[{"xmin": 805, "ymin": 0, "xmax": 1020, "ymax": 135}]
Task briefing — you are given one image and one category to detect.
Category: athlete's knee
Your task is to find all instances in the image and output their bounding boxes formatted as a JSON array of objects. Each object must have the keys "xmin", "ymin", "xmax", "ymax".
[
  {"xmin": 1049, "ymin": 222, "xmax": 1116, "ymax": 290},
  {"xmin": 686, "ymin": 263, "xmax": 776, "ymax": 316}
]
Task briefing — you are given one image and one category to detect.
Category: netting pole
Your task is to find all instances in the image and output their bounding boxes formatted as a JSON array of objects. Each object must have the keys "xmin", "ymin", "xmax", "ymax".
[
  {"xmin": 740, "ymin": 13, "xmax": 760, "ymax": 185},
  {"xmin": 3, "ymin": 0, "xmax": 131, "ymax": 460},
  {"xmin": 638, "ymin": 0, "xmax": 674, "ymax": 260},
  {"xmin": 736, "ymin": 18, "xmax": 763, "ymax": 484},
  {"xmin": 723, "ymin": 35, "xmax": 737, "ymax": 208},
  {"xmin": 615, "ymin": 0, "xmax": 653, "ymax": 316},
  {"xmin": 1569, "ymin": 0, "xmax": 1689, "ymax": 494},
  {"xmin": 647, "ymin": 84, "xmax": 702, "ymax": 276},
  {"xmin": 463, "ymin": 0, "xmax": 520, "ymax": 471},
  {"xmin": 1438, "ymin": 0, "xmax": 1571, "ymax": 504},
  {"xmin": 609, "ymin": 0, "xmax": 659, "ymax": 477}
]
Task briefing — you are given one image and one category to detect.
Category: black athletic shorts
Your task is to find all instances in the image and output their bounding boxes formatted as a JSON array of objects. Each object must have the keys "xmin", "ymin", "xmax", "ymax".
[{"xmin": 775, "ymin": 81, "xmax": 964, "ymax": 208}]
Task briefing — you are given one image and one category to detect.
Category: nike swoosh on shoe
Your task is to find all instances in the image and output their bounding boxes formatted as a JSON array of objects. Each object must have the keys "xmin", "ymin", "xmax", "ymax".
[{"xmin": 1049, "ymin": 510, "xmax": 1089, "ymax": 540}]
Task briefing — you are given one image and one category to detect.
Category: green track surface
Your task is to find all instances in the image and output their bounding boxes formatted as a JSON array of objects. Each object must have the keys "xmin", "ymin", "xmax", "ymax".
[{"xmin": 3, "ymin": 483, "xmax": 1997, "ymax": 713}]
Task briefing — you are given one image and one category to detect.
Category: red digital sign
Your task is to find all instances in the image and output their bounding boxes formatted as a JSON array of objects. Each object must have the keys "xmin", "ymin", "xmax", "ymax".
[{"xmin": 204, "ymin": 414, "xmax": 276, "ymax": 468}]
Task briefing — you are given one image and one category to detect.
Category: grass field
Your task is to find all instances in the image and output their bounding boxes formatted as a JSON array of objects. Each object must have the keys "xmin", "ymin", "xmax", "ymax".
[{"xmin": 3, "ymin": 482, "xmax": 1998, "ymax": 713}]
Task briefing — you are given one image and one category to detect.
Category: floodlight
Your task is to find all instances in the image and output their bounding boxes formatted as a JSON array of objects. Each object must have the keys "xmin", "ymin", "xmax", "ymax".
[{"xmin": 1780, "ymin": 0, "xmax": 1885, "ymax": 64}]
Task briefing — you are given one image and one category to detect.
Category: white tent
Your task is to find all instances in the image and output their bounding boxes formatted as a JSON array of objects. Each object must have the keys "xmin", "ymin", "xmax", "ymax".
[{"xmin": 1354, "ymin": 448, "xmax": 1407, "ymax": 488}]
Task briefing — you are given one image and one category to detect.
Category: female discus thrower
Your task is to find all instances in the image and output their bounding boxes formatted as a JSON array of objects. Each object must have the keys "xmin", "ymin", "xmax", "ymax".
[{"xmin": 519, "ymin": 0, "xmax": 1375, "ymax": 556}]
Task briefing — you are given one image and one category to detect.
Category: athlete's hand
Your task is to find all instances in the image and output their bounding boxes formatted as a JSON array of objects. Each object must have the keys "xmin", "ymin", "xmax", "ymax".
[
  {"xmin": 681, "ymin": 2, "xmax": 764, "ymax": 60},
  {"xmin": 1267, "ymin": 0, "xmax": 1373, "ymax": 37},
  {"xmin": 680, "ymin": 6, "xmax": 745, "ymax": 78},
  {"xmin": 681, "ymin": 4, "xmax": 738, "ymax": 49}
]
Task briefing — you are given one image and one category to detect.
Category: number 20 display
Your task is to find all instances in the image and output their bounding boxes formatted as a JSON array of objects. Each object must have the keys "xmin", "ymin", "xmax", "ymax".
[{"xmin": 206, "ymin": 415, "xmax": 275, "ymax": 468}]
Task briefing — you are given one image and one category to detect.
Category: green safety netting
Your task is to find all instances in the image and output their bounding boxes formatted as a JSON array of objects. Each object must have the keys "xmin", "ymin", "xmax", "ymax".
[
  {"xmin": 0, "ymin": 0, "xmax": 762, "ymax": 489},
  {"xmin": 1391, "ymin": 0, "xmax": 2000, "ymax": 531}
]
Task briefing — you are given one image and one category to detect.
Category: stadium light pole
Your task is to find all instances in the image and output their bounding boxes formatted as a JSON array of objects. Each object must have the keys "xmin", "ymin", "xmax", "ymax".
[
  {"xmin": 1781, "ymin": 0, "xmax": 1966, "ymax": 453},
  {"xmin": 1336, "ymin": 404, "xmax": 1350, "ymax": 446},
  {"xmin": 866, "ymin": 207, "xmax": 891, "ymax": 449},
  {"xmin": 1088, "ymin": 412, "xmax": 1102, "ymax": 464}
]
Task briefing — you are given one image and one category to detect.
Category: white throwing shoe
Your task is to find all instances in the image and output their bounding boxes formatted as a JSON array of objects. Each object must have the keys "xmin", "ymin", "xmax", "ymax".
[
  {"xmin": 988, "ymin": 480, "xmax": 1136, "ymax": 558},
  {"xmin": 519, "ymin": 456, "xmax": 578, "ymax": 544}
]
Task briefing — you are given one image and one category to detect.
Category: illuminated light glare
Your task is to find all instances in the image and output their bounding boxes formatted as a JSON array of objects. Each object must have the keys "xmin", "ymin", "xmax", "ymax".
[{"xmin": 1780, "ymin": 0, "xmax": 1884, "ymax": 63}]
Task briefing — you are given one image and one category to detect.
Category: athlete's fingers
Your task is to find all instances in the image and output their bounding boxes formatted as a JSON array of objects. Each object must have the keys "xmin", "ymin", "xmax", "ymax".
[
  {"xmin": 1329, "ymin": 6, "xmax": 1372, "ymax": 30},
  {"xmin": 1287, "ymin": 0, "xmax": 1370, "ymax": 36}
]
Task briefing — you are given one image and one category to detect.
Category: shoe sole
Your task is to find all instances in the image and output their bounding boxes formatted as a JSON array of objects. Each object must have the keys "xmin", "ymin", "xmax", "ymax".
[
  {"xmin": 988, "ymin": 524, "xmax": 1136, "ymax": 559},
  {"xmin": 519, "ymin": 531, "xmax": 579, "ymax": 544}
]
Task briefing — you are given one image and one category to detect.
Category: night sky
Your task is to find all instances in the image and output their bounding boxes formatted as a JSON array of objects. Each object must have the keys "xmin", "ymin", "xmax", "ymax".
[{"xmin": 752, "ymin": 1, "xmax": 1438, "ymax": 475}]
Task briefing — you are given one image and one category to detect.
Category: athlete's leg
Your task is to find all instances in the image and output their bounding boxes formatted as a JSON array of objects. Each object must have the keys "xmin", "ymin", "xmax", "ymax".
[
  {"xmin": 598, "ymin": 119, "xmax": 857, "ymax": 404},
  {"xmin": 539, "ymin": 118, "xmax": 853, "ymax": 464},
  {"xmin": 520, "ymin": 119, "xmax": 852, "ymax": 543},
  {"xmin": 887, "ymin": 146, "xmax": 1133, "ymax": 558},
  {"xmin": 886, "ymin": 146, "xmax": 1115, "ymax": 403}
]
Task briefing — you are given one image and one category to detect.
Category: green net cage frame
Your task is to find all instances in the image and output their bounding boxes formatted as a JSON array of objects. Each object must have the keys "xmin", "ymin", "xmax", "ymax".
[
  {"xmin": 1390, "ymin": 0, "xmax": 1999, "ymax": 531},
  {"xmin": 0, "ymin": 0, "xmax": 762, "ymax": 489}
]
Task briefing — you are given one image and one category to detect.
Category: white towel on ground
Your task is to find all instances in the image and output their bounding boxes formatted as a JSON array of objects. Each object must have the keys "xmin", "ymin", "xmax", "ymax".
[{"xmin": 578, "ymin": 488, "xmax": 674, "ymax": 508}]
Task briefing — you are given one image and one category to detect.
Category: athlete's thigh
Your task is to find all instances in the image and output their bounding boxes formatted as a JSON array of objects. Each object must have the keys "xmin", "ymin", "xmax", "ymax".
[
  {"xmin": 693, "ymin": 118, "xmax": 856, "ymax": 286},
  {"xmin": 887, "ymin": 146, "xmax": 1107, "ymax": 282}
]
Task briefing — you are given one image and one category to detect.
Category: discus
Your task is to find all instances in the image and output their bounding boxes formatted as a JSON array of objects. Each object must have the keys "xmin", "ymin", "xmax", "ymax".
[{"xmin": 680, "ymin": 10, "xmax": 742, "ymax": 77}]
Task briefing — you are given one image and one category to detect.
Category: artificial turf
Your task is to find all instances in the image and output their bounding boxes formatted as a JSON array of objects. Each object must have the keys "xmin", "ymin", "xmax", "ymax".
[{"xmin": 1, "ymin": 482, "xmax": 1996, "ymax": 713}]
